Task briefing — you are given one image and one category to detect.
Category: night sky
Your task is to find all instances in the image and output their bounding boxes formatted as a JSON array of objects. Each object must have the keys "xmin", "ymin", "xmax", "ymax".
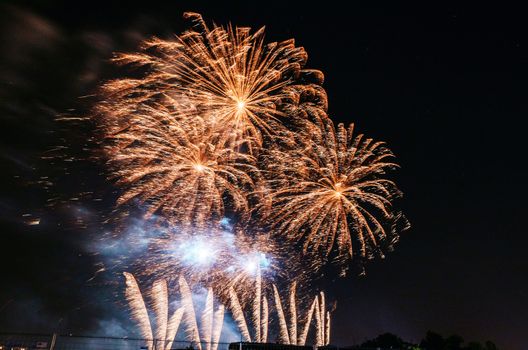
[{"xmin": 1, "ymin": 2, "xmax": 526, "ymax": 350}]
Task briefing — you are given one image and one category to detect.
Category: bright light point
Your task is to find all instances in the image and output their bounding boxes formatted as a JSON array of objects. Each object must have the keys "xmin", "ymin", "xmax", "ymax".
[
  {"xmin": 179, "ymin": 237, "xmax": 217, "ymax": 266},
  {"xmin": 333, "ymin": 182, "xmax": 344, "ymax": 198},
  {"xmin": 193, "ymin": 164, "xmax": 205, "ymax": 172},
  {"xmin": 243, "ymin": 252, "xmax": 271, "ymax": 275},
  {"xmin": 246, "ymin": 260, "xmax": 257, "ymax": 273},
  {"xmin": 236, "ymin": 100, "xmax": 246, "ymax": 110}
]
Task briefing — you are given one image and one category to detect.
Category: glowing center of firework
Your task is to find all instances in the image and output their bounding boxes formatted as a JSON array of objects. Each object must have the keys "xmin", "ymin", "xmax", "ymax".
[
  {"xmin": 180, "ymin": 238, "xmax": 217, "ymax": 266},
  {"xmin": 236, "ymin": 100, "xmax": 247, "ymax": 112},
  {"xmin": 193, "ymin": 163, "xmax": 206, "ymax": 172},
  {"xmin": 333, "ymin": 182, "xmax": 344, "ymax": 198}
]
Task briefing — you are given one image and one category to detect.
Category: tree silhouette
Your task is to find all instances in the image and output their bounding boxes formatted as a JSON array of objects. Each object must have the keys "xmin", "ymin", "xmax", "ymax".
[
  {"xmin": 420, "ymin": 331, "xmax": 445, "ymax": 350},
  {"xmin": 359, "ymin": 330, "xmax": 500, "ymax": 350},
  {"xmin": 361, "ymin": 333, "xmax": 405, "ymax": 348}
]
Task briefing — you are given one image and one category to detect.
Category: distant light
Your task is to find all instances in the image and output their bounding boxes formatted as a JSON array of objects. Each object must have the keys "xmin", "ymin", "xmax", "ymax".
[{"xmin": 27, "ymin": 218, "xmax": 40, "ymax": 225}]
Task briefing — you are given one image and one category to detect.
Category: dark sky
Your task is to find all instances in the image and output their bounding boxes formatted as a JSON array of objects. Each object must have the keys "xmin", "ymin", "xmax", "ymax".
[{"xmin": 1, "ymin": 2, "xmax": 527, "ymax": 350}]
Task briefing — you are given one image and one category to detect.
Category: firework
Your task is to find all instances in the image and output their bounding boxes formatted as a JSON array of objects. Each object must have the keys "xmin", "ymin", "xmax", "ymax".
[
  {"xmin": 123, "ymin": 273, "xmax": 186, "ymax": 350},
  {"xmin": 99, "ymin": 113, "xmax": 257, "ymax": 225},
  {"xmin": 288, "ymin": 282, "xmax": 297, "ymax": 344},
  {"xmin": 123, "ymin": 272, "xmax": 153, "ymax": 345},
  {"xmin": 177, "ymin": 277, "xmax": 225, "ymax": 350},
  {"xmin": 99, "ymin": 12, "xmax": 327, "ymax": 153},
  {"xmin": 211, "ymin": 305, "xmax": 225, "ymax": 350},
  {"xmin": 271, "ymin": 283, "xmax": 327, "ymax": 346},
  {"xmin": 94, "ymin": 11, "xmax": 328, "ymax": 226},
  {"xmin": 200, "ymin": 287, "xmax": 224, "ymax": 350},
  {"xmin": 201, "ymin": 288, "xmax": 214, "ymax": 350},
  {"xmin": 314, "ymin": 292, "xmax": 331, "ymax": 346},
  {"xmin": 165, "ymin": 307, "xmax": 185, "ymax": 350},
  {"xmin": 96, "ymin": 11, "xmax": 407, "ymax": 348},
  {"xmin": 261, "ymin": 296, "xmax": 268, "ymax": 342},
  {"xmin": 179, "ymin": 276, "xmax": 202, "ymax": 350},
  {"xmin": 145, "ymin": 223, "xmax": 288, "ymax": 304},
  {"xmin": 124, "ymin": 273, "xmax": 225, "ymax": 350},
  {"xmin": 152, "ymin": 280, "xmax": 169, "ymax": 350},
  {"xmin": 298, "ymin": 297, "xmax": 316, "ymax": 346},
  {"xmin": 253, "ymin": 267, "xmax": 262, "ymax": 342},
  {"xmin": 273, "ymin": 284, "xmax": 290, "ymax": 344},
  {"xmin": 226, "ymin": 267, "xmax": 275, "ymax": 343},
  {"xmin": 263, "ymin": 119, "xmax": 408, "ymax": 268}
]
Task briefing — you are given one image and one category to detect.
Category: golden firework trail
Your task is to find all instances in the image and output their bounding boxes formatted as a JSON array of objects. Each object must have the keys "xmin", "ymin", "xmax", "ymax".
[
  {"xmin": 165, "ymin": 307, "xmax": 185, "ymax": 350},
  {"xmin": 271, "ymin": 283, "xmax": 329, "ymax": 346},
  {"xmin": 152, "ymin": 280, "xmax": 169, "ymax": 350},
  {"xmin": 211, "ymin": 305, "xmax": 225, "ymax": 350},
  {"xmin": 313, "ymin": 297, "xmax": 322, "ymax": 347},
  {"xmin": 125, "ymin": 274, "xmax": 226, "ymax": 350},
  {"xmin": 265, "ymin": 120, "xmax": 407, "ymax": 268},
  {"xmin": 228, "ymin": 286, "xmax": 251, "ymax": 342},
  {"xmin": 176, "ymin": 278, "xmax": 224, "ymax": 350},
  {"xmin": 325, "ymin": 310, "xmax": 331, "ymax": 346},
  {"xmin": 228, "ymin": 268, "xmax": 271, "ymax": 343},
  {"xmin": 298, "ymin": 297, "xmax": 317, "ymax": 346},
  {"xmin": 201, "ymin": 288, "xmax": 214, "ymax": 350},
  {"xmin": 272, "ymin": 284, "xmax": 290, "ymax": 344},
  {"xmin": 261, "ymin": 296, "xmax": 268, "ymax": 343},
  {"xmin": 123, "ymin": 272, "xmax": 153, "ymax": 346},
  {"xmin": 179, "ymin": 276, "xmax": 202, "ymax": 350},
  {"xmin": 318, "ymin": 292, "xmax": 325, "ymax": 346},
  {"xmin": 124, "ymin": 273, "xmax": 185, "ymax": 350},
  {"xmin": 288, "ymin": 281, "xmax": 297, "ymax": 344},
  {"xmin": 252, "ymin": 266, "xmax": 263, "ymax": 342},
  {"xmin": 313, "ymin": 292, "xmax": 331, "ymax": 346}
]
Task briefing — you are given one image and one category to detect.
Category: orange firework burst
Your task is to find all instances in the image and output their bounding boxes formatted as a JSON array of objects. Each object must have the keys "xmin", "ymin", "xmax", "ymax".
[
  {"xmin": 95, "ymin": 12, "xmax": 327, "ymax": 224},
  {"xmin": 263, "ymin": 119, "xmax": 408, "ymax": 268},
  {"xmin": 99, "ymin": 12, "xmax": 327, "ymax": 154},
  {"xmin": 99, "ymin": 111, "xmax": 257, "ymax": 224}
]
